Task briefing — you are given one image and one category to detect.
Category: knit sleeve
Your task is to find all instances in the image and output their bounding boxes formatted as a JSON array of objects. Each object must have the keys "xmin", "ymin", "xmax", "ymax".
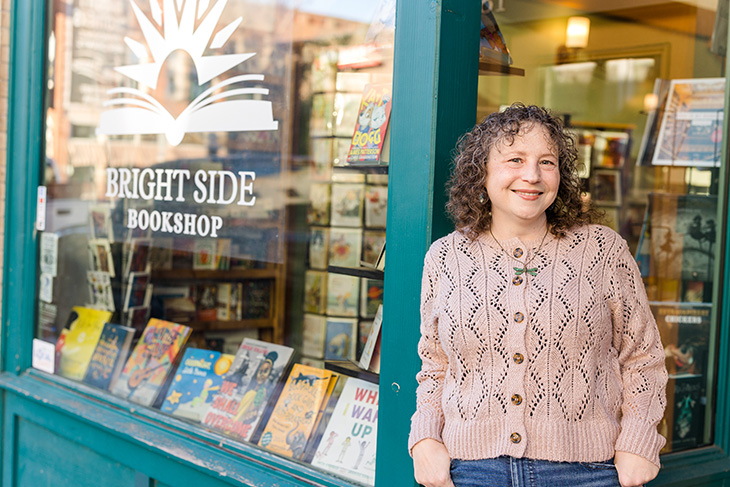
[
  {"xmin": 607, "ymin": 235, "xmax": 668, "ymax": 467},
  {"xmin": 408, "ymin": 245, "xmax": 449, "ymax": 454}
]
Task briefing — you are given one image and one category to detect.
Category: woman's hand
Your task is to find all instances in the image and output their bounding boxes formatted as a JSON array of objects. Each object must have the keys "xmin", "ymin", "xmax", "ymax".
[
  {"xmin": 412, "ymin": 438, "xmax": 455, "ymax": 487},
  {"xmin": 614, "ymin": 451, "xmax": 659, "ymax": 487}
]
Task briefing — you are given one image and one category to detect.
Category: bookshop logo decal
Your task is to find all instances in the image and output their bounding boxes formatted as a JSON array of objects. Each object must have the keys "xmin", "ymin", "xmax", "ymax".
[{"xmin": 97, "ymin": 0, "xmax": 278, "ymax": 146}]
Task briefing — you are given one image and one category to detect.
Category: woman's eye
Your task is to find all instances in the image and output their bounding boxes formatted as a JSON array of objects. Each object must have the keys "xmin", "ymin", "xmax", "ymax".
[
  {"xmin": 541, "ymin": 159, "xmax": 556, "ymax": 166},
  {"xmin": 509, "ymin": 158, "xmax": 521, "ymax": 163}
]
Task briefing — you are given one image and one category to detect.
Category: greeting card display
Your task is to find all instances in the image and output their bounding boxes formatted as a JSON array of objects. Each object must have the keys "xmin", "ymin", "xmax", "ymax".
[
  {"xmin": 325, "ymin": 317, "xmax": 358, "ymax": 361},
  {"xmin": 326, "ymin": 273, "xmax": 360, "ymax": 317},
  {"xmin": 328, "ymin": 228, "xmax": 363, "ymax": 269},
  {"xmin": 364, "ymin": 185, "xmax": 387, "ymax": 228},
  {"xmin": 330, "ymin": 184, "xmax": 365, "ymax": 227},
  {"xmin": 309, "ymin": 227, "xmax": 330, "ymax": 270},
  {"xmin": 362, "ymin": 231, "xmax": 386, "ymax": 267},
  {"xmin": 304, "ymin": 270, "xmax": 328, "ymax": 314},
  {"xmin": 308, "ymin": 183, "xmax": 331, "ymax": 226}
]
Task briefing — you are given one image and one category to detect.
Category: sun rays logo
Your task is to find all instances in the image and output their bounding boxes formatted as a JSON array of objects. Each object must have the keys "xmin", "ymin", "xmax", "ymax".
[{"xmin": 97, "ymin": 0, "xmax": 279, "ymax": 146}]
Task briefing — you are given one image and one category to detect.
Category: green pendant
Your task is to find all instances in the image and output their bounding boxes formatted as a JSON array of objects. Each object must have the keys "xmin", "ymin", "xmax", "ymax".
[{"xmin": 514, "ymin": 267, "xmax": 538, "ymax": 276}]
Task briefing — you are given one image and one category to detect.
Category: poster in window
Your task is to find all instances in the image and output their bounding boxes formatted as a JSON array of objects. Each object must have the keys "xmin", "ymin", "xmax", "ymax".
[{"xmin": 652, "ymin": 78, "xmax": 725, "ymax": 167}]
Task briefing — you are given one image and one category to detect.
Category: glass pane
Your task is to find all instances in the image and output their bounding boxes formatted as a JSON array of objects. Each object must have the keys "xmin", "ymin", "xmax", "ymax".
[
  {"xmin": 478, "ymin": 0, "xmax": 724, "ymax": 453},
  {"xmin": 37, "ymin": 0, "xmax": 394, "ymax": 484}
]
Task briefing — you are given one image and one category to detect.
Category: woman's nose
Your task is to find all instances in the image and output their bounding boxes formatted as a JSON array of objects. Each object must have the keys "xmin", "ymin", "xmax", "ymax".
[{"xmin": 521, "ymin": 161, "xmax": 541, "ymax": 182}]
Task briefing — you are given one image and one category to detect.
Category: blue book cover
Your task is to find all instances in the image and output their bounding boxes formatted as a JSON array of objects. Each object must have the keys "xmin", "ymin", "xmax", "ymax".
[
  {"xmin": 325, "ymin": 317, "xmax": 357, "ymax": 361},
  {"xmin": 82, "ymin": 323, "xmax": 135, "ymax": 390},
  {"xmin": 160, "ymin": 348, "xmax": 233, "ymax": 422}
]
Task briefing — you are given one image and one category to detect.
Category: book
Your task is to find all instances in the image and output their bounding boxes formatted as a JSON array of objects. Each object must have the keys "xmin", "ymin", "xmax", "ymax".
[
  {"xmin": 307, "ymin": 183, "xmax": 331, "ymax": 226},
  {"xmin": 202, "ymin": 338, "xmax": 294, "ymax": 441},
  {"xmin": 242, "ymin": 280, "xmax": 272, "ymax": 319},
  {"xmin": 216, "ymin": 239, "xmax": 232, "ymax": 270},
  {"xmin": 126, "ymin": 238, "xmax": 151, "ymax": 274},
  {"xmin": 325, "ymin": 317, "xmax": 358, "ymax": 361},
  {"xmin": 57, "ymin": 307, "xmax": 114, "ymax": 381},
  {"xmin": 193, "ymin": 240, "xmax": 218, "ymax": 270},
  {"xmin": 89, "ymin": 204, "xmax": 114, "ymax": 241},
  {"xmin": 257, "ymin": 364, "xmax": 334, "ymax": 459},
  {"xmin": 652, "ymin": 78, "xmax": 725, "ymax": 167},
  {"xmin": 346, "ymin": 84, "xmax": 392, "ymax": 164},
  {"xmin": 359, "ymin": 304, "xmax": 383, "ymax": 370},
  {"xmin": 311, "ymin": 378, "xmax": 379, "ymax": 485},
  {"xmin": 123, "ymin": 272, "xmax": 151, "ymax": 311},
  {"xmin": 82, "ymin": 323, "xmax": 135, "ymax": 390},
  {"xmin": 217, "ymin": 283, "xmax": 234, "ymax": 321},
  {"xmin": 652, "ymin": 302, "xmax": 711, "ymax": 379},
  {"xmin": 479, "ymin": 0, "xmax": 512, "ymax": 65},
  {"xmin": 110, "ymin": 318, "xmax": 191, "ymax": 406},
  {"xmin": 88, "ymin": 238, "xmax": 115, "ymax": 277},
  {"xmin": 362, "ymin": 231, "xmax": 386, "ymax": 268},
  {"xmin": 196, "ymin": 284, "xmax": 218, "ymax": 321},
  {"xmin": 160, "ymin": 348, "xmax": 235, "ymax": 422}
]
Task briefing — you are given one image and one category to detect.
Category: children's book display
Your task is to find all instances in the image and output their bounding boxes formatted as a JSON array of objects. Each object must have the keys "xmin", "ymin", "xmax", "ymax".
[
  {"xmin": 312, "ymin": 378, "xmax": 378, "ymax": 485},
  {"xmin": 201, "ymin": 338, "xmax": 294, "ymax": 441},
  {"xmin": 110, "ymin": 318, "xmax": 191, "ymax": 406}
]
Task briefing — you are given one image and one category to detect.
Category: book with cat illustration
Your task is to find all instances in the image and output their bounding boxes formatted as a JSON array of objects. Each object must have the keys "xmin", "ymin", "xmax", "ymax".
[{"xmin": 346, "ymin": 83, "xmax": 392, "ymax": 164}]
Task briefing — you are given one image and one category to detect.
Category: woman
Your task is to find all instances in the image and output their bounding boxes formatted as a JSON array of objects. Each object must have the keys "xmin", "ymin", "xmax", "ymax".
[{"xmin": 409, "ymin": 104, "xmax": 667, "ymax": 487}]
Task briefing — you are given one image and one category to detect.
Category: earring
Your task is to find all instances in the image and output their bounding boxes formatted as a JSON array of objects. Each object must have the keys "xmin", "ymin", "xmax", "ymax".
[{"xmin": 479, "ymin": 192, "xmax": 487, "ymax": 204}]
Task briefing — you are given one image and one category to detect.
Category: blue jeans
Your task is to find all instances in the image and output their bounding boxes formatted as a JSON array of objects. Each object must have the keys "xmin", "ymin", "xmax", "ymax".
[{"xmin": 450, "ymin": 456, "xmax": 622, "ymax": 487}]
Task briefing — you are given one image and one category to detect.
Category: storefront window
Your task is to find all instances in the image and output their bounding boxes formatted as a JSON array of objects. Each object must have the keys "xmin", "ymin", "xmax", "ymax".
[
  {"xmin": 36, "ymin": 0, "xmax": 394, "ymax": 483},
  {"xmin": 478, "ymin": 0, "xmax": 725, "ymax": 453}
]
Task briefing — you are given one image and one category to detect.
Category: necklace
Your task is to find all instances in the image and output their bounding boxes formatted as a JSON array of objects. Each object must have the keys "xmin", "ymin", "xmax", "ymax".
[{"xmin": 489, "ymin": 227, "xmax": 549, "ymax": 277}]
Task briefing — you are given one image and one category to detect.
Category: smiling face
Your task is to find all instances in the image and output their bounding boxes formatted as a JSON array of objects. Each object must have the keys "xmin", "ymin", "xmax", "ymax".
[{"xmin": 485, "ymin": 123, "xmax": 560, "ymax": 237}]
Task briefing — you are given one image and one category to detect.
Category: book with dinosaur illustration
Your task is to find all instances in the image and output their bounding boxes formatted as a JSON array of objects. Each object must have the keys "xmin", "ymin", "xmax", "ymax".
[
  {"xmin": 82, "ymin": 322, "xmax": 135, "ymax": 390},
  {"xmin": 311, "ymin": 377, "xmax": 379, "ymax": 485},
  {"xmin": 257, "ymin": 364, "xmax": 334, "ymax": 459},
  {"xmin": 201, "ymin": 338, "xmax": 294, "ymax": 441},
  {"xmin": 56, "ymin": 306, "xmax": 114, "ymax": 381},
  {"xmin": 159, "ymin": 348, "xmax": 235, "ymax": 422},
  {"xmin": 110, "ymin": 318, "xmax": 191, "ymax": 406}
]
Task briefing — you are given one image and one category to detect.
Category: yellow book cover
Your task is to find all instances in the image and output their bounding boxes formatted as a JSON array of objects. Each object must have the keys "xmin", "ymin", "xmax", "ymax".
[
  {"xmin": 57, "ymin": 306, "xmax": 113, "ymax": 381},
  {"xmin": 258, "ymin": 364, "xmax": 333, "ymax": 459}
]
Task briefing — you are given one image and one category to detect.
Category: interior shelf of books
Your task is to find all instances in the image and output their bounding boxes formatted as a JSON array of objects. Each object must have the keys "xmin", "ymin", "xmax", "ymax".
[{"xmin": 40, "ymin": 38, "xmax": 390, "ymax": 487}]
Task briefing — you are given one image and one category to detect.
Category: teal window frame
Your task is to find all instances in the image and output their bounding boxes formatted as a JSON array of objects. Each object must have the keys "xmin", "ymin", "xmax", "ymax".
[{"xmin": 4, "ymin": 1, "xmax": 730, "ymax": 486}]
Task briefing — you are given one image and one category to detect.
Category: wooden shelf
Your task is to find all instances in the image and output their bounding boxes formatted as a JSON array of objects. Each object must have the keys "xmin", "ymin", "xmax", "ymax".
[
  {"xmin": 325, "ymin": 360, "xmax": 379, "ymax": 384},
  {"xmin": 478, "ymin": 61, "xmax": 525, "ymax": 77},
  {"xmin": 151, "ymin": 268, "xmax": 277, "ymax": 281},
  {"xmin": 204, "ymin": 319, "xmax": 274, "ymax": 331},
  {"xmin": 327, "ymin": 265, "xmax": 384, "ymax": 280},
  {"xmin": 333, "ymin": 164, "xmax": 389, "ymax": 174}
]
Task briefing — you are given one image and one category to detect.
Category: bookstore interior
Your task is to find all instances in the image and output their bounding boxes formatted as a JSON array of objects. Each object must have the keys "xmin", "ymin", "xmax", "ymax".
[{"xmin": 19, "ymin": 0, "xmax": 730, "ymax": 485}]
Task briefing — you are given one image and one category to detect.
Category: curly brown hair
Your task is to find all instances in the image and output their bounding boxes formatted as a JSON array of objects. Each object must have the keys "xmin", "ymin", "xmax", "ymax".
[{"xmin": 446, "ymin": 103, "xmax": 600, "ymax": 239}]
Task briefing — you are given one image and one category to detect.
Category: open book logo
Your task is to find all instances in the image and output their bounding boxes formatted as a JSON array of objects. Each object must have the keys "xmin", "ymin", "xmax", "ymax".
[{"xmin": 97, "ymin": 0, "xmax": 278, "ymax": 146}]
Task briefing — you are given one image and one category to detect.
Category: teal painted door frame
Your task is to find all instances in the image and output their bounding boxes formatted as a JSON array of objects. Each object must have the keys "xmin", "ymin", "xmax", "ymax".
[{"xmin": 4, "ymin": 0, "xmax": 730, "ymax": 486}]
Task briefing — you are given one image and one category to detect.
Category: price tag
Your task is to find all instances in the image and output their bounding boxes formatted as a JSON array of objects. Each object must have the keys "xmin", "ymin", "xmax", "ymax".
[{"xmin": 32, "ymin": 338, "xmax": 55, "ymax": 374}]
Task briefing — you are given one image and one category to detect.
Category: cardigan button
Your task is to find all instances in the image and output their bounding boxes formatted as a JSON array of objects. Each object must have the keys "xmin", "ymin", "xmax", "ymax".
[
  {"xmin": 510, "ymin": 432, "xmax": 522, "ymax": 443},
  {"xmin": 513, "ymin": 248, "xmax": 524, "ymax": 258},
  {"xmin": 511, "ymin": 394, "xmax": 523, "ymax": 405},
  {"xmin": 513, "ymin": 353, "xmax": 524, "ymax": 364},
  {"xmin": 512, "ymin": 276, "xmax": 523, "ymax": 286},
  {"xmin": 514, "ymin": 312, "xmax": 524, "ymax": 323}
]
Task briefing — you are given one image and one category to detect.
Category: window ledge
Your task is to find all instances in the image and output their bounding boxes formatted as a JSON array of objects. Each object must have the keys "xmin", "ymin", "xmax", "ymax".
[{"xmin": 0, "ymin": 371, "xmax": 356, "ymax": 487}]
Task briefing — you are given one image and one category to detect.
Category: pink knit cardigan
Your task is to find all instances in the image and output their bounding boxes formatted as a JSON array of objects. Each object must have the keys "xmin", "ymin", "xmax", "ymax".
[{"xmin": 409, "ymin": 224, "xmax": 667, "ymax": 467}]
